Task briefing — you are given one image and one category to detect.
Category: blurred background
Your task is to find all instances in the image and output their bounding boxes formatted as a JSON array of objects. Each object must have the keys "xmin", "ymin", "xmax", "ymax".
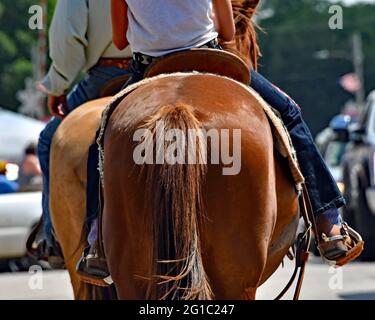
[{"xmin": 0, "ymin": 0, "xmax": 375, "ymax": 299}]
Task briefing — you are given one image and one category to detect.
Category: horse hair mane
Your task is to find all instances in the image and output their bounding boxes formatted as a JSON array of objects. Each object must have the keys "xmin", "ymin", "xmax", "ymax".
[{"xmin": 229, "ymin": 0, "xmax": 261, "ymax": 70}]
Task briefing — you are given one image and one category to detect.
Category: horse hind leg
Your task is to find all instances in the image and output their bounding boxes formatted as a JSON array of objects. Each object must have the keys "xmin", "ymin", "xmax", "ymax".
[
  {"xmin": 200, "ymin": 111, "xmax": 277, "ymax": 300},
  {"xmin": 243, "ymin": 287, "xmax": 257, "ymax": 300}
]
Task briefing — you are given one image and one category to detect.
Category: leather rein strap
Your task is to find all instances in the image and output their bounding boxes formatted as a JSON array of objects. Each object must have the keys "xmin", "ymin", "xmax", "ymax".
[{"xmin": 275, "ymin": 184, "xmax": 315, "ymax": 300}]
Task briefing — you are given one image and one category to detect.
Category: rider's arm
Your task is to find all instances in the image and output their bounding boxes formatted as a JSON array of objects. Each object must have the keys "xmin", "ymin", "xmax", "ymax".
[
  {"xmin": 111, "ymin": 0, "xmax": 129, "ymax": 50},
  {"xmin": 212, "ymin": 0, "xmax": 236, "ymax": 42},
  {"xmin": 39, "ymin": 0, "xmax": 89, "ymax": 96}
]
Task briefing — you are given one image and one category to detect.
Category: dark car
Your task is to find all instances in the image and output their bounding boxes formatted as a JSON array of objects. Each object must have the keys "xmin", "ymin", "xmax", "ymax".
[
  {"xmin": 322, "ymin": 115, "xmax": 357, "ymax": 194},
  {"xmin": 342, "ymin": 91, "xmax": 375, "ymax": 260}
]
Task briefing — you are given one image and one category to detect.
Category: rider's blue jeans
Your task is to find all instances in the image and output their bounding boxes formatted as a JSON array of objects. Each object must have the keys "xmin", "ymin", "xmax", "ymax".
[
  {"xmin": 38, "ymin": 66, "xmax": 130, "ymax": 246},
  {"xmin": 250, "ymin": 70, "xmax": 345, "ymax": 216}
]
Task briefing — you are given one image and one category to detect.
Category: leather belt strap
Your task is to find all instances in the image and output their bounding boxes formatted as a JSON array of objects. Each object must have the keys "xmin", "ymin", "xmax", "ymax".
[
  {"xmin": 97, "ymin": 58, "xmax": 132, "ymax": 70},
  {"xmin": 133, "ymin": 38, "xmax": 221, "ymax": 67}
]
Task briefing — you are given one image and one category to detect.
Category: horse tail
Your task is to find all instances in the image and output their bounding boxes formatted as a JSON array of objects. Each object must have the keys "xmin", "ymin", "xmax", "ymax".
[{"xmin": 140, "ymin": 103, "xmax": 213, "ymax": 300}]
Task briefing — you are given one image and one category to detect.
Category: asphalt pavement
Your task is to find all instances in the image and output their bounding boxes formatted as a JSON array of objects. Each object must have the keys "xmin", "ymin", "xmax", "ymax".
[{"xmin": 0, "ymin": 257, "xmax": 374, "ymax": 300}]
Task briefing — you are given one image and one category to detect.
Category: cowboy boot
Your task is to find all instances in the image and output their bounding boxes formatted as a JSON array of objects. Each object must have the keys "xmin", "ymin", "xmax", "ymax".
[
  {"xmin": 315, "ymin": 211, "xmax": 364, "ymax": 266},
  {"xmin": 26, "ymin": 217, "xmax": 65, "ymax": 269}
]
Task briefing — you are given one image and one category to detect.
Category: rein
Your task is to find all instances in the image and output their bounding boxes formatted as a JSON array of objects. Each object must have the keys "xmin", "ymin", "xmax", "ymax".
[{"xmin": 274, "ymin": 184, "xmax": 315, "ymax": 300}]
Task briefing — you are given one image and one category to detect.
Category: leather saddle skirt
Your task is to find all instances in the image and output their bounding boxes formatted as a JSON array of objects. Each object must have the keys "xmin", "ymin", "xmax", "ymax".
[
  {"xmin": 144, "ymin": 48, "xmax": 250, "ymax": 84},
  {"xmin": 100, "ymin": 49, "xmax": 250, "ymax": 97}
]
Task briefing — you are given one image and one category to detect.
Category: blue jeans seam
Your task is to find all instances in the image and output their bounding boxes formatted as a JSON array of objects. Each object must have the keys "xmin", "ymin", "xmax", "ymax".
[{"xmin": 314, "ymin": 195, "xmax": 346, "ymax": 216}]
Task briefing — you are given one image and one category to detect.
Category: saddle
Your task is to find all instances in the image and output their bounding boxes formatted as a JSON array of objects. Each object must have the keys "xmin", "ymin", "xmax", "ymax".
[
  {"xmin": 100, "ymin": 74, "xmax": 131, "ymax": 98},
  {"xmin": 99, "ymin": 49, "xmax": 250, "ymax": 98},
  {"xmin": 144, "ymin": 48, "xmax": 250, "ymax": 84}
]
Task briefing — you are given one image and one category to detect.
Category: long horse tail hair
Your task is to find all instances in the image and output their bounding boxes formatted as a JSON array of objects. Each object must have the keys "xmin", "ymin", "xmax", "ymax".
[{"xmin": 140, "ymin": 103, "xmax": 213, "ymax": 300}]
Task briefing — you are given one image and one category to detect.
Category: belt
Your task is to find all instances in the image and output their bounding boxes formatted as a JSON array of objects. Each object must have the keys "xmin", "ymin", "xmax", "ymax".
[
  {"xmin": 97, "ymin": 58, "xmax": 132, "ymax": 70},
  {"xmin": 133, "ymin": 38, "xmax": 221, "ymax": 66}
]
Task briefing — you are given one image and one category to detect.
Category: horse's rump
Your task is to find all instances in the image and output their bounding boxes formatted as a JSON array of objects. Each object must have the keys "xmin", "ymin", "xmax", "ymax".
[{"xmin": 102, "ymin": 73, "xmax": 299, "ymax": 299}]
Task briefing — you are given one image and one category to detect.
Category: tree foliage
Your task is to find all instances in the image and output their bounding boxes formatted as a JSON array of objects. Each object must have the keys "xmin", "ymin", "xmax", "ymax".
[
  {"xmin": 0, "ymin": 0, "xmax": 374, "ymax": 134},
  {"xmin": 0, "ymin": 0, "xmax": 56, "ymax": 112},
  {"xmin": 258, "ymin": 0, "xmax": 375, "ymax": 134}
]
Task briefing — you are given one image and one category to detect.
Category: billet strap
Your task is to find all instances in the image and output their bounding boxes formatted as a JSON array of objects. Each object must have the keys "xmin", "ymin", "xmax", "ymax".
[
  {"xmin": 97, "ymin": 173, "xmax": 106, "ymax": 268},
  {"xmin": 302, "ymin": 184, "xmax": 319, "ymax": 240}
]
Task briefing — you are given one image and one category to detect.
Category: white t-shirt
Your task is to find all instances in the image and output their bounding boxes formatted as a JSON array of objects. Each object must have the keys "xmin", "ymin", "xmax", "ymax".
[{"xmin": 126, "ymin": 0, "xmax": 218, "ymax": 57}]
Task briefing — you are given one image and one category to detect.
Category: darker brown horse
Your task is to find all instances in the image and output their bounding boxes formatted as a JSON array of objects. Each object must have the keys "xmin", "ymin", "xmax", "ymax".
[{"xmin": 101, "ymin": 1, "xmax": 300, "ymax": 299}]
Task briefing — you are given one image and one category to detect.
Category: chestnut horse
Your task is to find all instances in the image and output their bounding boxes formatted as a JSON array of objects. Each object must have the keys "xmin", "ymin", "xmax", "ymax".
[
  {"xmin": 102, "ymin": 73, "xmax": 300, "ymax": 299},
  {"xmin": 49, "ymin": 0, "xmax": 299, "ymax": 299},
  {"xmin": 50, "ymin": 98, "xmax": 113, "ymax": 299}
]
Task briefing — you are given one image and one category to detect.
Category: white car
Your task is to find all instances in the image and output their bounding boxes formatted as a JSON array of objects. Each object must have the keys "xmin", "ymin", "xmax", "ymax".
[
  {"xmin": 0, "ymin": 108, "xmax": 45, "ymax": 163},
  {"xmin": 0, "ymin": 191, "xmax": 42, "ymax": 260}
]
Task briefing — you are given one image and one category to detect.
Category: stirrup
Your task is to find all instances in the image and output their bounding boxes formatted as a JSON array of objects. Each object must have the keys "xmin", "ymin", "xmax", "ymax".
[
  {"xmin": 26, "ymin": 217, "xmax": 44, "ymax": 258},
  {"xmin": 77, "ymin": 271, "xmax": 114, "ymax": 288},
  {"xmin": 317, "ymin": 223, "xmax": 364, "ymax": 267},
  {"xmin": 26, "ymin": 217, "xmax": 65, "ymax": 268},
  {"xmin": 76, "ymin": 247, "xmax": 113, "ymax": 287}
]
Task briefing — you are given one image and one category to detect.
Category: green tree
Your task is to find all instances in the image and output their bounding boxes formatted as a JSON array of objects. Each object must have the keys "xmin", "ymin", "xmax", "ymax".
[
  {"xmin": 0, "ymin": 0, "xmax": 56, "ymax": 112},
  {"xmin": 258, "ymin": 0, "xmax": 375, "ymax": 135},
  {"xmin": 0, "ymin": 0, "xmax": 374, "ymax": 134}
]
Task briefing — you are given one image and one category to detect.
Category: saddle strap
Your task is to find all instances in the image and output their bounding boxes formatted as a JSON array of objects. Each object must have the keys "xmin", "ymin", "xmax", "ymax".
[
  {"xmin": 97, "ymin": 175, "xmax": 106, "ymax": 268},
  {"xmin": 275, "ymin": 184, "xmax": 313, "ymax": 300}
]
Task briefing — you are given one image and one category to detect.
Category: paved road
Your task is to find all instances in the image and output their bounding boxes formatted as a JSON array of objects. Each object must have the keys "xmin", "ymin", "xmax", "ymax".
[
  {"xmin": 257, "ymin": 257, "xmax": 375, "ymax": 300},
  {"xmin": 0, "ymin": 257, "xmax": 374, "ymax": 300},
  {"xmin": 0, "ymin": 268, "xmax": 74, "ymax": 300}
]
